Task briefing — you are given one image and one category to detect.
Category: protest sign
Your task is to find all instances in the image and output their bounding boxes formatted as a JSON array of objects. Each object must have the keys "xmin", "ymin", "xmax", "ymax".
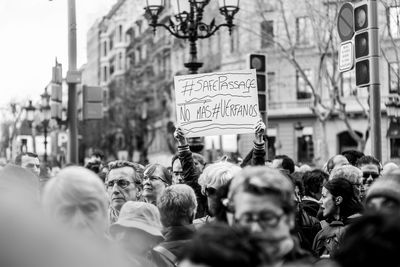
[{"xmin": 174, "ymin": 69, "xmax": 261, "ymax": 137}]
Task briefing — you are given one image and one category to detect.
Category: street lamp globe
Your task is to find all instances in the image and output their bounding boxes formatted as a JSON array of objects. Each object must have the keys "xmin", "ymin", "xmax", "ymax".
[
  {"xmin": 219, "ymin": 0, "xmax": 239, "ymax": 16},
  {"xmin": 145, "ymin": 0, "xmax": 165, "ymax": 18},
  {"xmin": 171, "ymin": 0, "xmax": 190, "ymax": 21},
  {"xmin": 41, "ymin": 89, "xmax": 51, "ymax": 108},
  {"xmin": 25, "ymin": 100, "xmax": 36, "ymax": 126}
]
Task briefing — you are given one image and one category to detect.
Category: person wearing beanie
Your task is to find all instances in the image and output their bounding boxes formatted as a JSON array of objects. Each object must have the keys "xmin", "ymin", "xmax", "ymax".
[
  {"xmin": 142, "ymin": 163, "xmax": 172, "ymax": 205},
  {"xmin": 365, "ymin": 169, "xmax": 400, "ymax": 214}
]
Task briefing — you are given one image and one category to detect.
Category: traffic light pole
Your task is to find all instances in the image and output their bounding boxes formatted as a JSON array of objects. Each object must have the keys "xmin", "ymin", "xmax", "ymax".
[
  {"xmin": 369, "ymin": 0, "xmax": 381, "ymax": 162},
  {"xmin": 67, "ymin": 0, "xmax": 78, "ymax": 164}
]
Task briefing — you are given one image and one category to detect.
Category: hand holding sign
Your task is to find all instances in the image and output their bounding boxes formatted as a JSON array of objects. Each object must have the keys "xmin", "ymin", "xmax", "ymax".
[
  {"xmin": 254, "ymin": 119, "xmax": 266, "ymax": 145},
  {"xmin": 174, "ymin": 70, "xmax": 261, "ymax": 137}
]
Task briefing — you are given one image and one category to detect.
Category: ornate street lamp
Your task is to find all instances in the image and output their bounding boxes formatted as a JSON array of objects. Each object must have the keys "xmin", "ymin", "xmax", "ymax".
[
  {"xmin": 144, "ymin": 0, "xmax": 239, "ymax": 74},
  {"xmin": 40, "ymin": 89, "xmax": 51, "ymax": 163},
  {"xmin": 25, "ymin": 100, "xmax": 36, "ymax": 127}
]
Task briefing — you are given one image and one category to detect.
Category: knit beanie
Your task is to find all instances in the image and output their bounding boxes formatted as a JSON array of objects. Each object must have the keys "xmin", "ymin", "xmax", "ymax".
[{"xmin": 366, "ymin": 170, "xmax": 400, "ymax": 204}]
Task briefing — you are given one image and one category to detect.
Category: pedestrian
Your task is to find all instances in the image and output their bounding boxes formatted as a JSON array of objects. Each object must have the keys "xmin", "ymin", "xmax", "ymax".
[
  {"xmin": 302, "ymin": 170, "xmax": 328, "ymax": 217},
  {"xmin": 341, "ymin": 150, "xmax": 364, "ymax": 166},
  {"xmin": 271, "ymin": 155, "xmax": 295, "ymax": 174},
  {"xmin": 365, "ymin": 169, "xmax": 400, "ymax": 214},
  {"xmin": 152, "ymin": 184, "xmax": 198, "ymax": 267},
  {"xmin": 227, "ymin": 166, "xmax": 314, "ymax": 266},
  {"xmin": 334, "ymin": 213, "xmax": 400, "ymax": 267},
  {"xmin": 329, "ymin": 165, "xmax": 364, "ymax": 201},
  {"xmin": 179, "ymin": 223, "xmax": 262, "ymax": 267},
  {"xmin": 195, "ymin": 161, "xmax": 241, "ymax": 226},
  {"xmin": 142, "ymin": 163, "xmax": 172, "ymax": 205},
  {"xmin": 312, "ymin": 178, "xmax": 363, "ymax": 258},
  {"xmin": 356, "ymin": 155, "xmax": 382, "ymax": 192},
  {"xmin": 110, "ymin": 201, "xmax": 163, "ymax": 267},
  {"xmin": 42, "ymin": 166, "xmax": 108, "ymax": 239},
  {"xmin": 381, "ymin": 161, "xmax": 399, "ymax": 176},
  {"xmin": 172, "ymin": 127, "xmax": 208, "ymax": 218},
  {"xmin": 325, "ymin": 155, "xmax": 349, "ymax": 174},
  {"xmin": 105, "ymin": 160, "xmax": 144, "ymax": 223},
  {"xmin": 14, "ymin": 152, "xmax": 41, "ymax": 177}
]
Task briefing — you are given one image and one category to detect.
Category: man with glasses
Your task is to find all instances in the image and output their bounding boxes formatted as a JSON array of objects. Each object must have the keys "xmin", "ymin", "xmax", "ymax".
[
  {"xmin": 356, "ymin": 155, "xmax": 382, "ymax": 193},
  {"xmin": 142, "ymin": 163, "xmax": 172, "ymax": 205},
  {"xmin": 227, "ymin": 166, "xmax": 313, "ymax": 266},
  {"xmin": 105, "ymin": 160, "xmax": 144, "ymax": 223}
]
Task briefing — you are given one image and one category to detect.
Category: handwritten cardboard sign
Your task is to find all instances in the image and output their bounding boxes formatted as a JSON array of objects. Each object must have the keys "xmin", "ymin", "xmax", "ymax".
[{"xmin": 174, "ymin": 69, "xmax": 260, "ymax": 137}]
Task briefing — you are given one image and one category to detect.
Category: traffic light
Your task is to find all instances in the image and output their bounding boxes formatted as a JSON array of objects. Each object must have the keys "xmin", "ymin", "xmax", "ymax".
[
  {"xmin": 353, "ymin": 1, "xmax": 379, "ymax": 87},
  {"xmin": 249, "ymin": 53, "xmax": 267, "ymax": 113}
]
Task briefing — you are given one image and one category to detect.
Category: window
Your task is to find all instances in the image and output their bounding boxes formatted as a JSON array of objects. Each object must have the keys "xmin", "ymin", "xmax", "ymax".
[
  {"xmin": 388, "ymin": 6, "xmax": 400, "ymax": 39},
  {"xmin": 389, "ymin": 62, "xmax": 400, "ymax": 94},
  {"xmin": 103, "ymin": 66, "xmax": 108, "ymax": 82},
  {"xmin": 103, "ymin": 41, "xmax": 107, "ymax": 57},
  {"xmin": 119, "ymin": 25, "xmax": 123, "ymax": 42},
  {"xmin": 118, "ymin": 52, "xmax": 123, "ymax": 70},
  {"xmin": 261, "ymin": 20, "xmax": 274, "ymax": 48},
  {"xmin": 267, "ymin": 72, "xmax": 276, "ymax": 102},
  {"xmin": 390, "ymin": 138, "xmax": 400, "ymax": 158},
  {"xmin": 109, "ymin": 37, "xmax": 113, "ymax": 50},
  {"xmin": 142, "ymin": 45, "xmax": 147, "ymax": 60},
  {"xmin": 296, "ymin": 69, "xmax": 313, "ymax": 99},
  {"xmin": 296, "ymin": 16, "xmax": 313, "ymax": 45}
]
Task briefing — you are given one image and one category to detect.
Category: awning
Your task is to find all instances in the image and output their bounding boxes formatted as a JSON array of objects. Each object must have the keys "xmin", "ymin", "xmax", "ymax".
[{"xmin": 387, "ymin": 121, "xmax": 400, "ymax": 138}]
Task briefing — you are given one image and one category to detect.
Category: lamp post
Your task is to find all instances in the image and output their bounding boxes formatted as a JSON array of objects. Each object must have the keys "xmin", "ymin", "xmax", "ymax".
[
  {"xmin": 40, "ymin": 89, "xmax": 51, "ymax": 164},
  {"xmin": 25, "ymin": 101, "xmax": 36, "ymax": 128},
  {"xmin": 144, "ymin": 0, "xmax": 240, "ymax": 74}
]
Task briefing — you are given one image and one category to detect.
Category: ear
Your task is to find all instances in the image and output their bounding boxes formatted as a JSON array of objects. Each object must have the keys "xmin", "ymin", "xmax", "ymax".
[{"xmin": 335, "ymin": 196, "xmax": 343, "ymax": 205}]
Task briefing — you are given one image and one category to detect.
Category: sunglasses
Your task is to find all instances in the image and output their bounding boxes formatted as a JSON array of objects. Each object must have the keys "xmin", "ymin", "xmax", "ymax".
[
  {"xmin": 362, "ymin": 172, "xmax": 379, "ymax": 179},
  {"xmin": 204, "ymin": 187, "xmax": 217, "ymax": 196},
  {"xmin": 105, "ymin": 179, "xmax": 132, "ymax": 189}
]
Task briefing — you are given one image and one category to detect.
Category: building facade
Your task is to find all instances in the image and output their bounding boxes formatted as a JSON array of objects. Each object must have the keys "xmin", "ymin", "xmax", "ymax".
[{"xmin": 84, "ymin": 0, "xmax": 400, "ymax": 166}]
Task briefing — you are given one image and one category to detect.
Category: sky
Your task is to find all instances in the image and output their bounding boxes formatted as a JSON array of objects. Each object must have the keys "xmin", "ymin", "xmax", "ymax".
[{"xmin": 0, "ymin": 0, "xmax": 117, "ymax": 110}]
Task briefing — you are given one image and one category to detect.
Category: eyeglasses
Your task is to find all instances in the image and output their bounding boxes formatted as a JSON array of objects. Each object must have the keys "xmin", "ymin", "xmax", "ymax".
[
  {"xmin": 105, "ymin": 179, "xmax": 132, "ymax": 189},
  {"xmin": 144, "ymin": 175, "xmax": 168, "ymax": 184},
  {"xmin": 235, "ymin": 212, "xmax": 285, "ymax": 228},
  {"xmin": 204, "ymin": 187, "xmax": 217, "ymax": 197},
  {"xmin": 362, "ymin": 172, "xmax": 379, "ymax": 179}
]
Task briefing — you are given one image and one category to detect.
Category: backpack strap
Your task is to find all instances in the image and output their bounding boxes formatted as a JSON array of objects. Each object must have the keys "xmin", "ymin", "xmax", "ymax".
[{"xmin": 153, "ymin": 245, "xmax": 178, "ymax": 266}]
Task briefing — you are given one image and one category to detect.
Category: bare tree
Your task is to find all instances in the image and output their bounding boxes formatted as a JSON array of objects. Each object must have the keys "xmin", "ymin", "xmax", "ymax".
[{"xmin": 235, "ymin": 0, "xmax": 400, "ymax": 162}]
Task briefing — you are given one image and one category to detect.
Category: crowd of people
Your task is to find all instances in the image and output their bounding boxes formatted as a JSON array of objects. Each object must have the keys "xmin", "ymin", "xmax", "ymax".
[{"xmin": 1, "ymin": 120, "xmax": 400, "ymax": 267}]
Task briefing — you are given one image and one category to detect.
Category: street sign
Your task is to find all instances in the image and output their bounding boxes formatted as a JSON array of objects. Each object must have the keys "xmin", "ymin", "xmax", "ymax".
[
  {"xmin": 337, "ymin": 2, "xmax": 354, "ymax": 42},
  {"xmin": 339, "ymin": 41, "xmax": 354, "ymax": 72}
]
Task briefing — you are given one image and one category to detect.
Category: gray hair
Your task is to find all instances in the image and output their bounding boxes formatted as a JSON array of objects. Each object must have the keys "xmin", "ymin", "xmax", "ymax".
[
  {"xmin": 330, "ymin": 165, "xmax": 362, "ymax": 184},
  {"xmin": 198, "ymin": 161, "xmax": 241, "ymax": 195},
  {"xmin": 157, "ymin": 184, "xmax": 197, "ymax": 227},
  {"xmin": 106, "ymin": 160, "xmax": 144, "ymax": 186},
  {"xmin": 42, "ymin": 166, "xmax": 108, "ymax": 229}
]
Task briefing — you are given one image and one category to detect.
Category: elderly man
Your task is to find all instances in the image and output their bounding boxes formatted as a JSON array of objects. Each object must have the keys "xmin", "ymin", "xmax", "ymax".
[
  {"xmin": 15, "ymin": 152, "xmax": 40, "ymax": 177},
  {"xmin": 105, "ymin": 160, "xmax": 144, "ymax": 224},
  {"xmin": 142, "ymin": 163, "xmax": 172, "ymax": 205},
  {"xmin": 326, "ymin": 154, "xmax": 349, "ymax": 174},
  {"xmin": 227, "ymin": 166, "xmax": 313, "ymax": 266},
  {"xmin": 152, "ymin": 184, "xmax": 198, "ymax": 266}
]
